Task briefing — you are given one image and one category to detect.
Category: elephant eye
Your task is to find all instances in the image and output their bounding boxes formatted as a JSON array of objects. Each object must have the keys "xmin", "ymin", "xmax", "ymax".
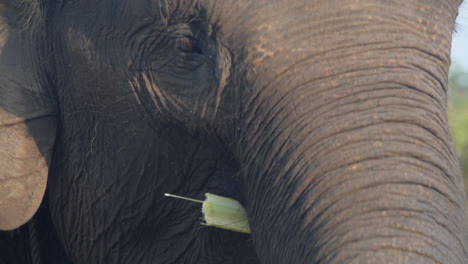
[
  {"xmin": 176, "ymin": 31, "xmax": 203, "ymax": 54},
  {"xmin": 162, "ymin": 23, "xmax": 212, "ymax": 71},
  {"xmin": 177, "ymin": 36, "xmax": 202, "ymax": 54}
]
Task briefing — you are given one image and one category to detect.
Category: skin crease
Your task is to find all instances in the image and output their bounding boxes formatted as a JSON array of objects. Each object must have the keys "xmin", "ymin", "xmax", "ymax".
[{"xmin": 0, "ymin": 0, "xmax": 468, "ymax": 263}]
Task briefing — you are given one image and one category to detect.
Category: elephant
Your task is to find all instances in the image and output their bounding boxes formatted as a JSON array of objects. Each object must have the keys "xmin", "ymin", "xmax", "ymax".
[{"xmin": 1, "ymin": 0, "xmax": 467, "ymax": 263}]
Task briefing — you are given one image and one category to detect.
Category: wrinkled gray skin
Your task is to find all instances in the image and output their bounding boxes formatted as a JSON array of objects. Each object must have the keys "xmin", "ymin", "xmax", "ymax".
[{"xmin": 1, "ymin": 0, "xmax": 468, "ymax": 263}]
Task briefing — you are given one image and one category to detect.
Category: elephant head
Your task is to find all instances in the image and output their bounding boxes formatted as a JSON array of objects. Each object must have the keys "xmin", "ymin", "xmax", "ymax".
[{"xmin": 1, "ymin": 0, "xmax": 467, "ymax": 263}]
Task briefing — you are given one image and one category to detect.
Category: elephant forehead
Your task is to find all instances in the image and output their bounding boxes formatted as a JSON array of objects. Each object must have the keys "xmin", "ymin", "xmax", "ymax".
[{"xmin": 214, "ymin": 0, "xmax": 456, "ymax": 85}]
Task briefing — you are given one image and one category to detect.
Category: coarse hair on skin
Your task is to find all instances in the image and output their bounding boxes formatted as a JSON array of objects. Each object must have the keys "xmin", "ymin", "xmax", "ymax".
[{"xmin": 8, "ymin": 0, "xmax": 47, "ymax": 30}]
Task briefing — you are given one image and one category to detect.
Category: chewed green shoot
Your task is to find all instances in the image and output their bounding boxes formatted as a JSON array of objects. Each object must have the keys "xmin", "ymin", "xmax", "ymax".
[{"xmin": 164, "ymin": 193, "xmax": 251, "ymax": 234}]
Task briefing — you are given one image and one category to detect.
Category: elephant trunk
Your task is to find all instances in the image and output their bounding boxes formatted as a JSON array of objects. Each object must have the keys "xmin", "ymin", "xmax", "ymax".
[
  {"xmin": 239, "ymin": 60, "xmax": 467, "ymax": 263},
  {"xmin": 235, "ymin": 3, "xmax": 468, "ymax": 263}
]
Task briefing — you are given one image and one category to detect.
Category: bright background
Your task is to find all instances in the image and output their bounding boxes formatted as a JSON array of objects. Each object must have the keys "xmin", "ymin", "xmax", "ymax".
[
  {"xmin": 449, "ymin": 3, "xmax": 468, "ymax": 192},
  {"xmin": 452, "ymin": 4, "xmax": 468, "ymax": 70}
]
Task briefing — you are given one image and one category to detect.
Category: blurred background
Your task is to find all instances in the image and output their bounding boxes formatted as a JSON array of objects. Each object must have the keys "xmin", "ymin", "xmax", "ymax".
[{"xmin": 450, "ymin": 3, "xmax": 468, "ymax": 192}]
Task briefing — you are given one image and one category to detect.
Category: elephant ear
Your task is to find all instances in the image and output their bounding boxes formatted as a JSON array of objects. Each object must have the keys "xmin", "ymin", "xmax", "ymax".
[{"xmin": 0, "ymin": 6, "xmax": 57, "ymax": 230}]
